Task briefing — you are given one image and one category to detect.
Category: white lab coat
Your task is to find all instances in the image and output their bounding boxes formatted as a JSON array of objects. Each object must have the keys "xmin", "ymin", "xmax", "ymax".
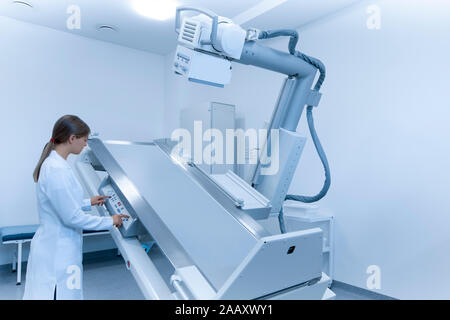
[{"xmin": 23, "ymin": 150, "xmax": 113, "ymax": 300}]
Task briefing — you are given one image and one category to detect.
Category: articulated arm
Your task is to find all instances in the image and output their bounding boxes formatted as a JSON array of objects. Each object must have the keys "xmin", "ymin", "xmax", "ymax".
[
  {"xmin": 238, "ymin": 41, "xmax": 317, "ymax": 131},
  {"xmin": 173, "ymin": 7, "xmax": 330, "ymax": 213}
]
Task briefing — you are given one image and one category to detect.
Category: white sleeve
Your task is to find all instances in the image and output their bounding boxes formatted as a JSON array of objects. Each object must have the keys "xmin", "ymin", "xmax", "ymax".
[
  {"xmin": 46, "ymin": 167, "xmax": 113, "ymax": 231},
  {"xmin": 82, "ymin": 199, "xmax": 92, "ymax": 212}
]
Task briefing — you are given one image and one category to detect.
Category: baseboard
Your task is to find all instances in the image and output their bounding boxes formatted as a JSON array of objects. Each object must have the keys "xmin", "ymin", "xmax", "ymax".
[{"xmin": 331, "ymin": 280, "xmax": 397, "ymax": 300}]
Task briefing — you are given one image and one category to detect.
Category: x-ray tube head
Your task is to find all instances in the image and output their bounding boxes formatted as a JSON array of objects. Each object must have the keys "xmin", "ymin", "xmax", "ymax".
[{"xmin": 173, "ymin": 8, "xmax": 246, "ymax": 87}]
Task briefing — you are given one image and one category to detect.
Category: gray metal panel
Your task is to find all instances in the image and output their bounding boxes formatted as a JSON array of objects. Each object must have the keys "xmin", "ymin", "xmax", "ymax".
[
  {"xmin": 98, "ymin": 139, "xmax": 264, "ymax": 290},
  {"xmin": 256, "ymin": 129, "xmax": 307, "ymax": 214},
  {"xmin": 156, "ymin": 139, "xmax": 270, "ymax": 239},
  {"xmin": 216, "ymin": 228, "xmax": 323, "ymax": 299},
  {"xmin": 88, "ymin": 139, "xmax": 194, "ymax": 270},
  {"xmin": 75, "ymin": 159, "xmax": 174, "ymax": 300}
]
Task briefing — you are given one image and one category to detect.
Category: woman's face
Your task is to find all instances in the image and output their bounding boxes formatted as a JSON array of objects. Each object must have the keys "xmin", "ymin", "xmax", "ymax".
[{"xmin": 70, "ymin": 135, "xmax": 88, "ymax": 155}]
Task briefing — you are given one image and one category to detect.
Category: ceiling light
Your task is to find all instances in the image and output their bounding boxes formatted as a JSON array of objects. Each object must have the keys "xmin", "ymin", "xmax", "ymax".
[
  {"xmin": 96, "ymin": 25, "xmax": 119, "ymax": 35},
  {"xmin": 97, "ymin": 25, "xmax": 118, "ymax": 32},
  {"xmin": 132, "ymin": 0, "xmax": 178, "ymax": 21},
  {"xmin": 12, "ymin": 1, "xmax": 33, "ymax": 8}
]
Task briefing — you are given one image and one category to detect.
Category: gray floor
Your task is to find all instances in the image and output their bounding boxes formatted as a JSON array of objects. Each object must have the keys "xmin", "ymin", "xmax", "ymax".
[
  {"xmin": 0, "ymin": 250, "xmax": 385, "ymax": 300},
  {"xmin": 0, "ymin": 250, "xmax": 145, "ymax": 300},
  {"xmin": 83, "ymin": 252, "xmax": 145, "ymax": 300}
]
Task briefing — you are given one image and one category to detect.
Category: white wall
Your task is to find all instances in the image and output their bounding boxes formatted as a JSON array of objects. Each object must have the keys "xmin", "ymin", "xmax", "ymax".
[
  {"xmin": 2, "ymin": 0, "xmax": 449, "ymax": 298},
  {"xmin": 0, "ymin": 16, "xmax": 165, "ymax": 264},
  {"xmin": 163, "ymin": 0, "xmax": 450, "ymax": 299}
]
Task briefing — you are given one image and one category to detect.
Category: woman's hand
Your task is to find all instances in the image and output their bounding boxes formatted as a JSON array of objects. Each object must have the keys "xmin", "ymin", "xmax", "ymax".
[
  {"xmin": 112, "ymin": 214, "xmax": 130, "ymax": 227},
  {"xmin": 90, "ymin": 195, "xmax": 110, "ymax": 206}
]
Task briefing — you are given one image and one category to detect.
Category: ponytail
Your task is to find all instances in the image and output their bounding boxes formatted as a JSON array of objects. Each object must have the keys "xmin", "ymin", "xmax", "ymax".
[
  {"xmin": 33, "ymin": 141, "xmax": 55, "ymax": 182},
  {"xmin": 32, "ymin": 115, "xmax": 91, "ymax": 183}
]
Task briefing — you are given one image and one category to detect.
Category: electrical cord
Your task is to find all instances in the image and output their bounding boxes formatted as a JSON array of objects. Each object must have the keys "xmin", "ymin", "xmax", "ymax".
[
  {"xmin": 285, "ymin": 50, "xmax": 330, "ymax": 203},
  {"xmin": 257, "ymin": 29, "xmax": 299, "ymax": 55}
]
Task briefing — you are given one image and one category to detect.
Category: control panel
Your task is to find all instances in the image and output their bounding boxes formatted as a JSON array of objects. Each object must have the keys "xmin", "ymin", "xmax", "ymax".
[
  {"xmin": 98, "ymin": 178, "xmax": 143, "ymax": 238},
  {"xmin": 173, "ymin": 46, "xmax": 191, "ymax": 77},
  {"xmin": 173, "ymin": 45, "xmax": 231, "ymax": 87}
]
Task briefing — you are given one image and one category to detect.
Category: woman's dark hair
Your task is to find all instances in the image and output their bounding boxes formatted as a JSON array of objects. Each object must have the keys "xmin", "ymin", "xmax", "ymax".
[{"xmin": 33, "ymin": 115, "xmax": 90, "ymax": 182}]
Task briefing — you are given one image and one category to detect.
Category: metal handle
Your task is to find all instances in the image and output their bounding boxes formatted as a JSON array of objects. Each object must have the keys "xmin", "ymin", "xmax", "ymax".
[
  {"xmin": 170, "ymin": 275, "xmax": 190, "ymax": 300},
  {"xmin": 187, "ymin": 161, "xmax": 245, "ymax": 208}
]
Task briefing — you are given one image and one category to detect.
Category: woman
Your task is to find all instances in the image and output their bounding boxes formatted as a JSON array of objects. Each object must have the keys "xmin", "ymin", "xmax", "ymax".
[{"xmin": 23, "ymin": 115, "xmax": 128, "ymax": 300}]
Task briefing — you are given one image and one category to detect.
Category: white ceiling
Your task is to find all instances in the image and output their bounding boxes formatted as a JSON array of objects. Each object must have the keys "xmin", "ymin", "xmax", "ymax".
[{"xmin": 0, "ymin": 0, "xmax": 362, "ymax": 55}]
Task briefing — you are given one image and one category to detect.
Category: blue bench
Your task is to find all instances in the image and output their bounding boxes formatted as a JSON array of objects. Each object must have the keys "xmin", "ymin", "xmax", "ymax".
[
  {"xmin": 0, "ymin": 225, "xmax": 110, "ymax": 285},
  {"xmin": 0, "ymin": 225, "xmax": 39, "ymax": 243}
]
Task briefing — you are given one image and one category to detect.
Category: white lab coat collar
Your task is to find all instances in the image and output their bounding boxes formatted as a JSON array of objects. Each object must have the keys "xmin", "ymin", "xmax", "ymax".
[{"xmin": 49, "ymin": 150, "xmax": 71, "ymax": 169}]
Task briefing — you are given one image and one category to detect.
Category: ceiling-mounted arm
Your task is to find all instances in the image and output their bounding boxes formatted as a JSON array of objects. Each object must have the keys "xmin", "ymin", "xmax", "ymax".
[
  {"xmin": 237, "ymin": 40, "xmax": 317, "ymax": 130},
  {"xmin": 173, "ymin": 6, "xmax": 318, "ymax": 125},
  {"xmin": 172, "ymin": 7, "xmax": 330, "ymax": 210}
]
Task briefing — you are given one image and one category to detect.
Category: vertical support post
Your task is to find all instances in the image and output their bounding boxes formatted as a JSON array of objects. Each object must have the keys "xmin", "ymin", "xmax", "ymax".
[
  {"xmin": 12, "ymin": 248, "xmax": 17, "ymax": 272},
  {"xmin": 251, "ymin": 77, "xmax": 296, "ymax": 186},
  {"xmin": 328, "ymin": 216, "xmax": 335, "ymax": 287},
  {"xmin": 279, "ymin": 74, "xmax": 316, "ymax": 131},
  {"xmin": 17, "ymin": 241, "xmax": 23, "ymax": 285}
]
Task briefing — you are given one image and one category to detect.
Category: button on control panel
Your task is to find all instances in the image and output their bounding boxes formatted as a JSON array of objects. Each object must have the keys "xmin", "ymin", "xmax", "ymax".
[
  {"xmin": 173, "ymin": 46, "xmax": 191, "ymax": 76},
  {"xmin": 98, "ymin": 181, "xmax": 143, "ymax": 238}
]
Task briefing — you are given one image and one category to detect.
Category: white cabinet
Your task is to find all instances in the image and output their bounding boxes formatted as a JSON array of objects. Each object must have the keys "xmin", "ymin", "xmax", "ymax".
[
  {"xmin": 180, "ymin": 102, "xmax": 236, "ymax": 175},
  {"xmin": 283, "ymin": 202, "xmax": 335, "ymax": 285}
]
